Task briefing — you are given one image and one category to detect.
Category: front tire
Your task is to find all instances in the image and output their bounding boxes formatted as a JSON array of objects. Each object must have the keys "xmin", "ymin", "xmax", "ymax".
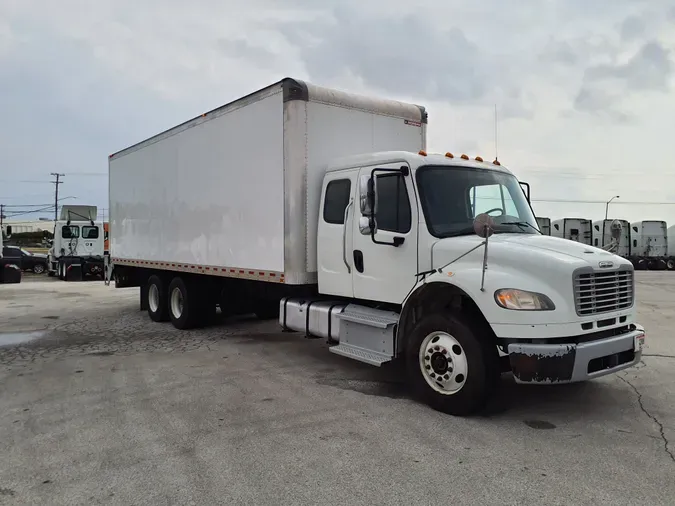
[
  {"xmin": 32, "ymin": 263, "xmax": 46, "ymax": 275},
  {"xmin": 406, "ymin": 313, "xmax": 500, "ymax": 416},
  {"xmin": 147, "ymin": 275, "xmax": 169, "ymax": 322}
]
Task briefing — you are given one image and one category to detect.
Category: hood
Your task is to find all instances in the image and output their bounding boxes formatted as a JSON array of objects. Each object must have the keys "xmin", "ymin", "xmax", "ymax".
[
  {"xmin": 31, "ymin": 253, "xmax": 48, "ymax": 259},
  {"xmin": 431, "ymin": 233, "xmax": 631, "ymax": 274}
]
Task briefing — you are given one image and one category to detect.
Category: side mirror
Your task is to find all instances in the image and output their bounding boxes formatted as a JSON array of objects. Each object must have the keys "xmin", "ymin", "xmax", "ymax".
[
  {"xmin": 519, "ymin": 181, "xmax": 531, "ymax": 202},
  {"xmin": 359, "ymin": 175, "xmax": 378, "ymax": 217},
  {"xmin": 359, "ymin": 216, "xmax": 378, "ymax": 235},
  {"xmin": 473, "ymin": 213, "xmax": 495, "ymax": 238}
]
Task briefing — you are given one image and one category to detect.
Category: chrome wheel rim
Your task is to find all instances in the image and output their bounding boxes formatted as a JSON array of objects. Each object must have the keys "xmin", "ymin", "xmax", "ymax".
[
  {"xmin": 170, "ymin": 287, "xmax": 184, "ymax": 318},
  {"xmin": 149, "ymin": 284, "xmax": 160, "ymax": 313},
  {"xmin": 418, "ymin": 331, "xmax": 468, "ymax": 395}
]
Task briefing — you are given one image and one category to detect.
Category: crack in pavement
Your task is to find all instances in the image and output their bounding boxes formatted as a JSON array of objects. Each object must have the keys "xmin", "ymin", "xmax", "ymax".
[
  {"xmin": 643, "ymin": 354, "xmax": 675, "ymax": 359},
  {"xmin": 618, "ymin": 374, "xmax": 675, "ymax": 464}
]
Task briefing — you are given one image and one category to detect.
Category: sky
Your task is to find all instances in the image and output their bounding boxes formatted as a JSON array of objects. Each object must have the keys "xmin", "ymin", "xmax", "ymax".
[{"xmin": 1, "ymin": 0, "xmax": 675, "ymax": 226}]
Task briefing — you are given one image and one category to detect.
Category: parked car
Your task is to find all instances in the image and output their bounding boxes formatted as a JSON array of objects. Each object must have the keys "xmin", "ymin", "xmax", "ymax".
[{"xmin": 2, "ymin": 246, "xmax": 48, "ymax": 274}]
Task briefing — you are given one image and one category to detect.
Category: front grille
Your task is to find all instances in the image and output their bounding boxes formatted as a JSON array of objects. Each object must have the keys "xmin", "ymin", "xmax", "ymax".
[{"xmin": 574, "ymin": 269, "xmax": 634, "ymax": 316}]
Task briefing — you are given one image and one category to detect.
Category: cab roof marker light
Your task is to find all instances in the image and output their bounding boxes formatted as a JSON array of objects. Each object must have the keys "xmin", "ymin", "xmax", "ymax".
[
  {"xmin": 445, "ymin": 152, "xmax": 454, "ymax": 158},
  {"xmin": 419, "ymin": 150, "xmax": 427, "ymax": 156},
  {"xmin": 460, "ymin": 154, "xmax": 469, "ymax": 160},
  {"xmin": 475, "ymin": 156, "xmax": 484, "ymax": 162}
]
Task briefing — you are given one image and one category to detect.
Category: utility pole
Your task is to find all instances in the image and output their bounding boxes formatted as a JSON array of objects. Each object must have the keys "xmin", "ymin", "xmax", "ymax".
[
  {"xmin": 51, "ymin": 173, "xmax": 65, "ymax": 221},
  {"xmin": 0, "ymin": 203, "xmax": 4, "ymax": 229}
]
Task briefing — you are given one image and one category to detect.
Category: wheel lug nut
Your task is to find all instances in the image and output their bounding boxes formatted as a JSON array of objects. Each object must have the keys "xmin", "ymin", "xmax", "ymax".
[
  {"xmin": 434, "ymin": 346, "xmax": 440, "ymax": 351},
  {"xmin": 425, "ymin": 365, "xmax": 430, "ymax": 370},
  {"xmin": 430, "ymin": 373, "xmax": 436, "ymax": 378},
  {"xmin": 425, "ymin": 356, "xmax": 430, "ymax": 361},
  {"xmin": 441, "ymin": 349, "xmax": 447, "ymax": 354},
  {"xmin": 444, "ymin": 374, "xmax": 450, "ymax": 380}
]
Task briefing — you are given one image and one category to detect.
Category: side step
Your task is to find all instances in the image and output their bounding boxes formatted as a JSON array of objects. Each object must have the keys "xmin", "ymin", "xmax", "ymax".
[{"xmin": 329, "ymin": 304, "xmax": 399, "ymax": 367}]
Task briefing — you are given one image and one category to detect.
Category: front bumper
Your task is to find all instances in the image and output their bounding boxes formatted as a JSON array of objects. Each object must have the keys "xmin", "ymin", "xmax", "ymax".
[{"xmin": 507, "ymin": 326, "xmax": 645, "ymax": 384}]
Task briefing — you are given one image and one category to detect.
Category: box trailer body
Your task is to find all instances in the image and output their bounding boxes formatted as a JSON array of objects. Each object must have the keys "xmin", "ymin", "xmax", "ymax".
[
  {"xmin": 592, "ymin": 219, "xmax": 630, "ymax": 257},
  {"xmin": 535, "ymin": 217, "xmax": 551, "ymax": 235},
  {"xmin": 107, "ymin": 78, "xmax": 644, "ymax": 417},
  {"xmin": 109, "ymin": 79, "xmax": 426, "ymax": 285},
  {"xmin": 551, "ymin": 218, "xmax": 593, "ymax": 245}
]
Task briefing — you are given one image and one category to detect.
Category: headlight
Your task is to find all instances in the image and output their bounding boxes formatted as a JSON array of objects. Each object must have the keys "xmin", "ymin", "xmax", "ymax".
[{"xmin": 494, "ymin": 289, "xmax": 555, "ymax": 311}]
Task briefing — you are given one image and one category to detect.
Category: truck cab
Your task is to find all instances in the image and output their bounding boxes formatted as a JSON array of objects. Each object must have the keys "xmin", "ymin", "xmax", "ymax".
[
  {"xmin": 47, "ymin": 205, "xmax": 105, "ymax": 280},
  {"xmin": 282, "ymin": 150, "xmax": 644, "ymax": 414}
]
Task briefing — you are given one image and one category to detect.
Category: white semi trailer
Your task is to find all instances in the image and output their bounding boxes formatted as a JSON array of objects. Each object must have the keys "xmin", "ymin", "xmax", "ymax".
[
  {"xmin": 551, "ymin": 218, "xmax": 593, "ymax": 245},
  {"xmin": 629, "ymin": 221, "xmax": 670, "ymax": 270},
  {"xmin": 592, "ymin": 219, "xmax": 631, "ymax": 257},
  {"xmin": 535, "ymin": 217, "xmax": 551, "ymax": 235},
  {"xmin": 107, "ymin": 78, "xmax": 645, "ymax": 415}
]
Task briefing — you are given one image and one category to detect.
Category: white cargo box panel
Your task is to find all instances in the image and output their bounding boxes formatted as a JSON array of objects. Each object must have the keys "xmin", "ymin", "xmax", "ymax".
[
  {"xmin": 668, "ymin": 225, "xmax": 675, "ymax": 256},
  {"xmin": 592, "ymin": 219, "xmax": 630, "ymax": 257},
  {"xmin": 551, "ymin": 218, "xmax": 592, "ymax": 245},
  {"xmin": 109, "ymin": 78, "xmax": 427, "ymax": 284},
  {"xmin": 630, "ymin": 221, "xmax": 668, "ymax": 257}
]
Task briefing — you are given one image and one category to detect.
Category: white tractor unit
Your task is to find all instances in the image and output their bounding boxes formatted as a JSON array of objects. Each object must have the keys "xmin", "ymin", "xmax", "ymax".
[
  {"xmin": 48, "ymin": 205, "xmax": 105, "ymax": 281},
  {"xmin": 106, "ymin": 78, "xmax": 645, "ymax": 415}
]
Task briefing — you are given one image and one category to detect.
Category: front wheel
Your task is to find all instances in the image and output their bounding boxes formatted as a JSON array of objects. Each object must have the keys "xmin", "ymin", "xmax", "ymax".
[
  {"xmin": 405, "ymin": 313, "xmax": 500, "ymax": 416},
  {"xmin": 32, "ymin": 263, "xmax": 46, "ymax": 275}
]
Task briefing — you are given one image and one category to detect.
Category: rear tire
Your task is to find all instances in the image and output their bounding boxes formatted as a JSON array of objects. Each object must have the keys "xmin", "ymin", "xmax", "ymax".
[
  {"xmin": 147, "ymin": 275, "xmax": 169, "ymax": 322},
  {"xmin": 667, "ymin": 258, "xmax": 675, "ymax": 271},
  {"xmin": 405, "ymin": 312, "xmax": 500, "ymax": 416},
  {"xmin": 167, "ymin": 277, "xmax": 200, "ymax": 330}
]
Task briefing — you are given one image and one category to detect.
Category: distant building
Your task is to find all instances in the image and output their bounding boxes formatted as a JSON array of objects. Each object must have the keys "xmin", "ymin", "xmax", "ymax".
[{"xmin": 1, "ymin": 219, "xmax": 56, "ymax": 234}]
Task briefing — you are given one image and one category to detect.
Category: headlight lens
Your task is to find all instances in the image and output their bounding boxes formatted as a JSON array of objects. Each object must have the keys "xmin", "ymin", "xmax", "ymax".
[{"xmin": 494, "ymin": 289, "xmax": 555, "ymax": 311}]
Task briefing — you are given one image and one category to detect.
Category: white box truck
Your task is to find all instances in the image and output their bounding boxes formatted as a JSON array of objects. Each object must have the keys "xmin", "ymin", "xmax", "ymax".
[{"xmin": 107, "ymin": 78, "xmax": 644, "ymax": 415}]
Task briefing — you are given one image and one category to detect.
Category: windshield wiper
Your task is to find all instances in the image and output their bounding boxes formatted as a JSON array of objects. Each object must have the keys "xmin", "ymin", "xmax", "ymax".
[{"xmin": 499, "ymin": 221, "xmax": 540, "ymax": 233}]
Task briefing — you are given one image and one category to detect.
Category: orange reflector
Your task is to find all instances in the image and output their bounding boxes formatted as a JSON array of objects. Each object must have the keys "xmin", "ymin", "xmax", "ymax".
[
  {"xmin": 419, "ymin": 150, "xmax": 427, "ymax": 156},
  {"xmin": 475, "ymin": 156, "xmax": 484, "ymax": 162},
  {"xmin": 445, "ymin": 152, "xmax": 454, "ymax": 158},
  {"xmin": 460, "ymin": 154, "xmax": 469, "ymax": 160}
]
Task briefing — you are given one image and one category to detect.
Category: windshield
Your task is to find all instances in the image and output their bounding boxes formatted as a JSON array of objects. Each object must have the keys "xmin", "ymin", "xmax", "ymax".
[
  {"xmin": 20, "ymin": 248, "xmax": 32, "ymax": 256},
  {"xmin": 416, "ymin": 165, "xmax": 539, "ymax": 238}
]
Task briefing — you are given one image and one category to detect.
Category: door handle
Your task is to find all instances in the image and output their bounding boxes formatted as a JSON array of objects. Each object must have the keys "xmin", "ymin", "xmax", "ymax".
[
  {"xmin": 342, "ymin": 200, "xmax": 353, "ymax": 273},
  {"xmin": 353, "ymin": 250, "xmax": 364, "ymax": 273}
]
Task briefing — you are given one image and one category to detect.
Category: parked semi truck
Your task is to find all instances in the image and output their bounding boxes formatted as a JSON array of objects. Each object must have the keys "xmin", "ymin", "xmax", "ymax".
[
  {"xmin": 107, "ymin": 78, "xmax": 645, "ymax": 415},
  {"xmin": 551, "ymin": 218, "xmax": 593, "ymax": 244},
  {"xmin": 48, "ymin": 205, "xmax": 105, "ymax": 281}
]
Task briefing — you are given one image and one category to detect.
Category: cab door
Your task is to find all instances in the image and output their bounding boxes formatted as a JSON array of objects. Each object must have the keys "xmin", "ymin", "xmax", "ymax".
[
  {"xmin": 352, "ymin": 163, "xmax": 418, "ymax": 304},
  {"xmin": 317, "ymin": 169, "xmax": 360, "ymax": 297}
]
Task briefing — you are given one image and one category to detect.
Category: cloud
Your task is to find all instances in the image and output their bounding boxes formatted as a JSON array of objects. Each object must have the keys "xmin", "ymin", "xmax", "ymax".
[
  {"xmin": 574, "ymin": 40, "xmax": 673, "ymax": 115},
  {"xmin": 1, "ymin": 0, "xmax": 675, "ymax": 226}
]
